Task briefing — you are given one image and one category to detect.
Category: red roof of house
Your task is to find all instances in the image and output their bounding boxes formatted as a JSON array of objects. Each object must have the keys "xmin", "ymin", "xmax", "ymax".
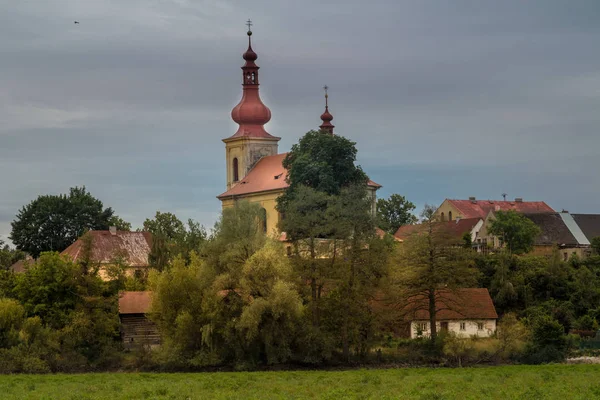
[
  {"xmin": 446, "ymin": 199, "xmax": 554, "ymax": 219},
  {"xmin": 119, "ymin": 291, "xmax": 152, "ymax": 314},
  {"xmin": 218, "ymin": 152, "xmax": 381, "ymax": 199},
  {"xmin": 407, "ymin": 288, "xmax": 498, "ymax": 321},
  {"xmin": 61, "ymin": 230, "xmax": 152, "ymax": 267},
  {"xmin": 394, "ymin": 218, "xmax": 481, "ymax": 241}
]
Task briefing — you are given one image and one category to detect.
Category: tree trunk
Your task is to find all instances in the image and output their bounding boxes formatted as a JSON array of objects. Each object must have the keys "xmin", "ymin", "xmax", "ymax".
[
  {"xmin": 428, "ymin": 287, "xmax": 437, "ymax": 344},
  {"xmin": 310, "ymin": 237, "xmax": 319, "ymax": 327}
]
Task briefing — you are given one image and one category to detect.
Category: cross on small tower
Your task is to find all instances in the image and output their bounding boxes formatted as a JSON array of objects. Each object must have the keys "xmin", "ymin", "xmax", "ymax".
[
  {"xmin": 323, "ymin": 85, "xmax": 329, "ymax": 107},
  {"xmin": 246, "ymin": 19, "xmax": 253, "ymax": 32}
]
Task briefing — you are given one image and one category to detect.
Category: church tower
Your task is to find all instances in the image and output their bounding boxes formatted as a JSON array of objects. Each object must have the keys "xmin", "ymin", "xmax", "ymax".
[{"xmin": 223, "ymin": 21, "xmax": 280, "ymax": 190}]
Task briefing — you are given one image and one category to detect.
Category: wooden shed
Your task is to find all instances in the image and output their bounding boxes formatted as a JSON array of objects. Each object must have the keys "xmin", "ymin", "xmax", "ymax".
[{"xmin": 118, "ymin": 291, "xmax": 160, "ymax": 349}]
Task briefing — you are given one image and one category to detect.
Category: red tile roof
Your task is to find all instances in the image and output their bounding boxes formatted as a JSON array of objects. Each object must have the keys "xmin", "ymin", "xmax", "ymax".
[
  {"xmin": 119, "ymin": 291, "xmax": 152, "ymax": 314},
  {"xmin": 9, "ymin": 255, "xmax": 35, "ymax": 274},
  {"xmin": 218, "ymin": 152, "xmax": 381, "ymax": 199},
  {"xmin": 394, "ymin": 218, "xmax": 481, "ymax": 241},
  {"xmin": 61, "ymin": 230, "xmax": 152, "ymax": 267},
  {"xmin": 446, "ymin": 199, "xmax": 554, "ymax": 219},
  {"xmin": 406, "ymin": 288, "xmax": 498, "ymax": 320}
]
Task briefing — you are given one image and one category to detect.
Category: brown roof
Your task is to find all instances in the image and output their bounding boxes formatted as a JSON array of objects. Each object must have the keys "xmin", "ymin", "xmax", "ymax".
[
  {"xmin": 523, "ymin": 212, "xmax": 579, "ymax": 246},
  {"xmin": 407, "ymin": 288, "xmax": 498, "ymax": 321},
  {"xmin": 119, "ymin": 291, "xmax": 152, "ymax": 314},
  {"xmin": 10, "ymin": 255, "xmax": 35, "ymax": 274},
  {"xmin": 394, "ymin": 218, "xmax": 481, "ymax": 241},
  {"xmin": 61, "ymin": 230, "xmax": 152, "ymax": 267},
  {"xmin": 218, "ymin": 152, "xmax": 381, "ymax": 199},
  {"xmin": 447, "ymin": 199, "xmax": 554, "ymax": 219},
  {"xmin": 571, "ymin": 214, "xmax": 600, "ymax": 242}
]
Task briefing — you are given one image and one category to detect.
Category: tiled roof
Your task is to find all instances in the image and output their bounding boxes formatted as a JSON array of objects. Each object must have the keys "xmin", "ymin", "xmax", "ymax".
[
  {"xmin": 119, "ymin": 291, "xmax": 152, "ymax": 314},
  {"xmin": 394, "ymin": 218, "xmax": 481, "ymax": 241},
  {"xmin": 10, "ymin": 255, "xmax": 35, "ymax": 274},
  {"xmin": 217, "ymin": 152, "xmax": 381, "ymax": 199},
  {"xmin": 523, "ymin": 213, "xmax": 579, "ymax": 246},
  {"xmin": 447, "ymin": 199, "xmax": 554, "ymax": 219},
  {"xmin": 407, "ymin": 288, "xmax": 498, "ymax": 321},
  {"xmin": 571, "ymin": 214, "xmax": 600, "ymax": 243},
  {"xmin": 61, "ymin": 230, "xmax": 152, "ymax": 267}
]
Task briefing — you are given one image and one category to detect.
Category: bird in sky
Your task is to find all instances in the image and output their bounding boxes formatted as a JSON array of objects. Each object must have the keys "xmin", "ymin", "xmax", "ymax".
[{"xmin": 74, "ymin": 21, "xmax": 79, "ymax": 24}]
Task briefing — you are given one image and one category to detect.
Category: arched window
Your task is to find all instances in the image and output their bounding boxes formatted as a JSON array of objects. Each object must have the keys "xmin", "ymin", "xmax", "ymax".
[
  {"xmin": 441, "ymin": 212, "xmax": 446, "ymax": 222},
  {"xmin": 233, "ymin": 158, "xmax": 239, "ymax": 182},
  {"xmin": 448, "ymin": 211, "xmax": 453, "ymax": 221},
  {"xmin": 260, "ymin": 208, "xmax": 267, "ymax": 233}
]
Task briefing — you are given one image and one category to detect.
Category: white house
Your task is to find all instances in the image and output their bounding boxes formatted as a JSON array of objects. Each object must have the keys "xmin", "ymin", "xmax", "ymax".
[{"xmin": 406, "ymin": 288, "xmax": 498, "ymax": 339}]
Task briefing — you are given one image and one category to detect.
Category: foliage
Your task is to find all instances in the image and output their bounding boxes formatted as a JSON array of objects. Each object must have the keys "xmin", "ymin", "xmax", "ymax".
[
  {"xmin": 376, "ymin": 194, "xmax": 417, "ymax": 234},
  {"xmin": 10, "ymin": 187, "xmax": 119, "ymax": 257},
  {"xmin": 0, "ymin": 239, "xmax": 25, "ymax": 271},
  {"xmin": 489, "ymin": 210, "xmax": 541, "ymax": 255},
  {"xmin": 524, "ymin": 315, "xmax": 568, "ymax": 364},
  {"xmin": 591, "ymin": 237, "xmax": 600, "ymax": 255},
  {"xmin": 107, "ymin": 215, "xmax": 132, "ymax": 231}
]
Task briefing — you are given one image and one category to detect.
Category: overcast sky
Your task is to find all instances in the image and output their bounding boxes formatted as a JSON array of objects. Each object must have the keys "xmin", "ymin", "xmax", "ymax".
[{"xmin": 1, "ymin": 0, "xmax": 599, "ymax": 243}]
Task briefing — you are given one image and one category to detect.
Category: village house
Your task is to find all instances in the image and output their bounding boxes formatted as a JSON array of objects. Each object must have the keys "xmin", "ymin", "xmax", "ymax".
[
  {"xmin": 394, "ymin": 217, "xmax": 483, "ymax": 245},
  {"xmin": 61, "ymin": 227, "xmax": 152, "ymax": 280},
  {"xmin": 405, "ymin": 288, "xmax": 498, "ymax": 339},
  {"xmin": 436, "ymin": 197, "xmax": 554, "ymax": 222}
]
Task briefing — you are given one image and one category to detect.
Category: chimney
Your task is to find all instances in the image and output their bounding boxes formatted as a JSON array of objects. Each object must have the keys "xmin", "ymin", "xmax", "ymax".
[
  {"xmin": 515, "ymin": 198, "xmax": 523, "ymax": 203},
  {"xmin": 109, "ymin": 226, "xmax": 117, "ymax": 235},
  {"xmin": 469, "ymin": 196, "xmax": 476, "ymax": 203}
]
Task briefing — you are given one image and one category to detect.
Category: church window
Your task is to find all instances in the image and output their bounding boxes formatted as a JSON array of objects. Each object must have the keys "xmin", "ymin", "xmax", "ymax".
[
  {"xmin": 260, "ymin": 208, "xmax": 267, "ymax": 233},
  {"xmin": 233, "ymin": 158, "xmax": 239, "ymax": 182},
  {"xmin": 251, "ymin": 72, "xmax": 255, "ymax": 83},
  {"xmin": 441, "ymin": 212, "xmax": 446, "ymax": 222},
  {"xmin": 448, "ymin": 211, "xmax": 453, "ymax": 221}
]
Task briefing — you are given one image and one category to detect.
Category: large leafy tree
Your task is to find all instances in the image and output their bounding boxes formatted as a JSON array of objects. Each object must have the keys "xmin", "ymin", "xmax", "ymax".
[
  {"xmin": 0, "ymin": 239, "xmax": 25, "ymax": 271},
  {"xmin": 376, "ymin": 194, "xmax": 418, "ymax": 234},
  {"xmin": 10, "ymin": 187, "xmax": 119, "ymax": 258},
  {"xmin": 489, "ymin": 210, "xmax": 541, "ymax": 254}
]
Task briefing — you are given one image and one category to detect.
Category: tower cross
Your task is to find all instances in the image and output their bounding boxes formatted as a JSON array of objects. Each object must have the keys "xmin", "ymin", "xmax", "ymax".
[
  {"xmin": 246, "ymin": 19, "xmax": 253, "ymax": 32},
  {"xmin": 323, "ymin": 85, "xmax": 329, "ymax": 108}
]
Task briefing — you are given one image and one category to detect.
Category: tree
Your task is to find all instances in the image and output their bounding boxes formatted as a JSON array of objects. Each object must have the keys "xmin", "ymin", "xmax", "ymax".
[
  {"xmin": 591, "ymin": 237, "xmax": 600, "ymax": 255},
  {"xmin": 10, "ymin": 187, "xmax": 117, "ymax": 257},
  {"xmin": 0, "ymin": 240, "xmax": 25, "ymax": 271},
  {"xmin": 107, "ymin": 216, "xmax": 131, "ymax": 231},
  {"xmin": 376, "ymin": 194, "xmax": 417, "ymax": 234},
  {"xmin": 391, "ymin": 205, "xmax": 478, "ymax": 344},
  {"xmin": 489, "ymin": 210, "xmax": 541, "ymax": 255}
]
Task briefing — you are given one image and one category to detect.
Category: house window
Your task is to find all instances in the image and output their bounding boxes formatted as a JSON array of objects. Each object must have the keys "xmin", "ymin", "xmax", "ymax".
[
  {"xmin": 477, "ymin": 322, "xmax": 484, "ymax": 331},
  {"xmin": 232, "ymin": 158, "xmax": 239, "ymax": 182},
  {"xmin": 448, "ymin": 211, "xmax": 453, "ymax": 221},
  {"xmin": 417, "ymin": 322, "xmax": 428, "ymax": 331},
  {"xmin": 440, "ymin": 212, "xmax": 446, "ymax": 222},
  {"xmin": 563, "ymin": 252, "xmax": 568, "ymax": 261},
  {"xmin": 460, "ymin": 322, "xmax": 466, "ymax": 331}
]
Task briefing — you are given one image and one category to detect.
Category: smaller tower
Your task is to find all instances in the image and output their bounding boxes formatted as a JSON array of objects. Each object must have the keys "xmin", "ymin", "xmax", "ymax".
[{"xmin": 319, "ymin": 85, "xmax": 334, "ymax": 134}]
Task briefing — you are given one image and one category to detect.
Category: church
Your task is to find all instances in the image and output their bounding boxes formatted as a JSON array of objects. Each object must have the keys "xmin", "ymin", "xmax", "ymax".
[{"xmin": 217, "ymin": 25, "xmax": 381, "ymax": 235}]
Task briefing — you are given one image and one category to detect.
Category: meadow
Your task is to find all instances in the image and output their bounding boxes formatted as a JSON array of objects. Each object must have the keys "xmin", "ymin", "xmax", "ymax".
[{"xmin": 1, "ymin": 364, "xmax": 600, "ymax": 400}]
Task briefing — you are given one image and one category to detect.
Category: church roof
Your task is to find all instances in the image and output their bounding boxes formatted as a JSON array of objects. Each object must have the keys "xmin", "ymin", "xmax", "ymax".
[
  {"xmin": 217, "ymin": 153, "xmax": 381, "ymax": 199},
  {"xmin": 446, "ymin": 199, "xmax": 554, "ymax": 219}
]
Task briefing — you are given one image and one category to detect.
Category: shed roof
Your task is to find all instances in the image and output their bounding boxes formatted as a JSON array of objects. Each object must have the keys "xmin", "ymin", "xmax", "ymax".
[
  {"xmin": 119, "ymin": 291, "xmax": 152, "ymax": 314},
  {"xmin": 407, "ymin": 288, "xmax": 498, "ymax": 321},
  {"xmin": 61, "ymin": 230, "xmax": 152, "ymax": 267},
  {"xmin": 446, "ymin": 199, "xmax": 554, "ymax": 219}
]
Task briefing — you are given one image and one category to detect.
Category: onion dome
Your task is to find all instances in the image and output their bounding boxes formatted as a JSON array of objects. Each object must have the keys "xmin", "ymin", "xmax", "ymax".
[
  {"xmin": 226, "ymin": 23, "xmax": 279, "ymax": 140},
  {"xmin": 319, "ymin": 85, "xmax": 335, "ymax": 134}
]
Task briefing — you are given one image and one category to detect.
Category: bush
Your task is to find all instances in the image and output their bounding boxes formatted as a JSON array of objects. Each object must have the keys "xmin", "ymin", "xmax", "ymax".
[{"xmin": 522, "ymin": 316, "xmax": 567, "ymax": 364}]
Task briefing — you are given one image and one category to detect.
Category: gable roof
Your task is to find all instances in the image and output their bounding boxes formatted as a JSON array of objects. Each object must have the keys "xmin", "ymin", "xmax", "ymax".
[
  {"xmin": 119, "ymin": 291, "xmax": 152, "ymax": 314},
  {"xmin": 217, "ymin": 152, "xmax": 381, "ymax": 199},
  {"xmin": 407, "ymin": 288, "xmax": 498, "ymax": 321},
  {"xmin": 394, "ymin": 218, "xmax": 481, "ymax": 241},
  {"xmin": 523, "ymin": 213, "xmax": 579, "ymax": 246},
  {"xmin": 61, "ymin": 230, "xmax": 152, "ymax": 267},
  {"xmin": 9, "ymin": 255, "xmax": 35, "ymax": 274},
  {"xmin": 446, "ymin": 199, "xmax": 554, "ymax": 219},
  {"xmin": 571, "ymin": 214, "xmax": 600, "ymax": 243}
]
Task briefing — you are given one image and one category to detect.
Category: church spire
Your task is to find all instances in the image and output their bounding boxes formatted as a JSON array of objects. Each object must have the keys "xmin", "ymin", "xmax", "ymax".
[
  {"xmin": 319, "ymin": 85, "xmax": 334, "ymax": 134},
  {"xmin": 228, "ymin": 20, "xmax": 277, "ymax": 139}
]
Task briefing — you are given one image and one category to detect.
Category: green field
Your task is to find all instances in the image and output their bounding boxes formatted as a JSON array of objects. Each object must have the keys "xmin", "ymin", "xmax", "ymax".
[{"xmin": 1, "ymin": 364, "xmax": 599, "ymax": 399}]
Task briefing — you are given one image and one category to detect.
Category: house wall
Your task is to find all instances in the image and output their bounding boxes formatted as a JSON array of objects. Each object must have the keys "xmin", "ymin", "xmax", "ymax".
[
  {"xmin": 221, "ymin": 190, "xmax": 283, "ymax": 237},
  {"xmin": 410, "ymin": 319, "xmax": 496, "ymax": 339},
  {"xmin": 225, "ymin": 137, "xmax": 279, "ymax": 191},
  {"xmin": 436, "ymin": 200, "xmax": 463, "ymax": 222}
]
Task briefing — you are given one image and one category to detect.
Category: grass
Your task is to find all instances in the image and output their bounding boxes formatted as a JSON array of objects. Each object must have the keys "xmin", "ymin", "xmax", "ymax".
[{"xmin": 1, "ymin": 364, "xmax": 600, "ymax": 399}]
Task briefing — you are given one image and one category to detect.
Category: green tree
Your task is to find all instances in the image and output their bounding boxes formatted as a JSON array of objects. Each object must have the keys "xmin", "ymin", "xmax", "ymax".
[
  {"xmin": 591, "ymin": 237, "xmax": 600, "ymax": 255},
  {"xmin": 0, "ymin": 239, "xmax": 25, "ymax": 271},
  {"xmin": 391, "ymin": 205, "xmax": 478, "ymax": 344},
  {"xmin": 107, "ymin": 216, "xmax": 132, "ymax": 231},
  {"xmin": 10, "ymin": 187, "xmax": 117, "ymax": 257},
  {"xmin": 376, "ymin": 194, "xmax": 417, "ymax": 234},
  {"xmin": 489, "ymin": 210, "xmax": 541, "ymax": 254}
]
